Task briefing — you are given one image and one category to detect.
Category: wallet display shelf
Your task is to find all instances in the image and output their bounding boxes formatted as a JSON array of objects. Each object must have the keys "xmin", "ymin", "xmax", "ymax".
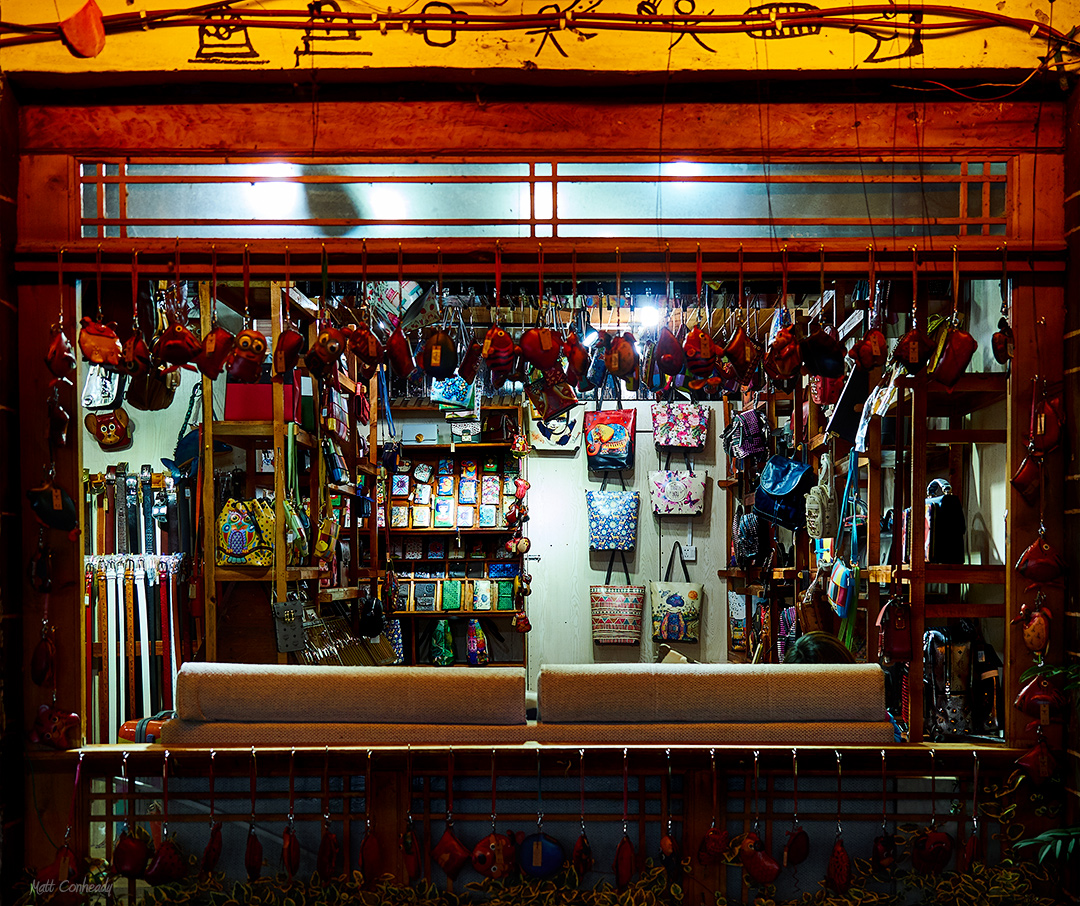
[
  {"xmin": 200, "ymin": 280, "xmax": 380, "ymax": 663},
  {"xmin": 382, "ymin": 403, "xmax": 528, "ymax": 668}
]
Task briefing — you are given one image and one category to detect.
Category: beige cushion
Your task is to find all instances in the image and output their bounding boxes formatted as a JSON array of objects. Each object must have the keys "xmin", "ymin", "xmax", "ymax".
[
  {"xmin": 159, "ymin": 719, "xmax": 893, "ymax": 746},
  {"xmin": 175, "ymin": 662, "xmax": 527, "ymax": 725},
  {"xmin": 538, "ymin": 663, "xmax": 885, "ymax": 724}
]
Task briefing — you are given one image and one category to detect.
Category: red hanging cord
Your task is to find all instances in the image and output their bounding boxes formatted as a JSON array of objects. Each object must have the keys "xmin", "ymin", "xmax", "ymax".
[
  {"xmin": 210, "ymin": 246, "xmax": 217, "ymax": 325},
  {"xmin": 162, "ymin": 750, "xmax": 171, "ymax": 838},
  {"xmin": 57, "ymin": 248, "xmax": 65, "ymax": 328},
  {"xmin": 208, "ymin": 750, "xmax": 216, "ymax": 827},
  {"xmin": 288, "ymin": 748, "xmax": 296, "ymax": 827},
  {"xmin": 447, "ymin": 748, "xmax": 455, "ymax": 825},
  {"xmin": 579, "ymin": 748, "xmax": 587, "ymax": 832},
  {"xmin": 710, "ymin": 748, "xmax": 718, "ymax": 827},
  {"xmin": 242, "ymin": 244, "xmax": 251, "ymax": 326},
  {"xmin": 64, "ymin": 752, "xmax": 85, "ymax": 845},
  {"xmin": 494, "ymin": 242, "xmax": 502, "ymax": 306},
  {"xmin": 621, "ymin": 747, "xmax": 629, "ymax": 835},
  {"xmin": 130, "ymin": 250, "xmax": 139, "ymax": 328},
  {"xmin": 538, "ymin": 243, "xmax": 544, "ymax": 302},
  {"xmin": 95, "ymin": 244, "xmax": 103, "ymax": 323},
  {"xmin": 490, "ymin": 748, "xmax": 498, "ymax": 832},
  {"xmin": 249, "ymin": 746, "xmax": 257, "ymax": 827}
]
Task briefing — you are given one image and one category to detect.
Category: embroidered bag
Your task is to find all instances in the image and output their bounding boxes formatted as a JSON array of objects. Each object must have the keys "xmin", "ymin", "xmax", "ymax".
[
  {"xmin": 590, "ymin": 550, "xmax": 645, "ymax": 645},
  {"xmin": 732, "ymin": 505, "xmax": 771, "ymax": 570},
  {"xmin": 651, "ymin": 401, "xmax": 709, "ymax": 448},
  {"xmin": 827, "ymin": 450, "xmax": 861, "ymax": 621},
  {"xmin": 650, "ymin": 542, "xmax": 703, "ymax": 643}
]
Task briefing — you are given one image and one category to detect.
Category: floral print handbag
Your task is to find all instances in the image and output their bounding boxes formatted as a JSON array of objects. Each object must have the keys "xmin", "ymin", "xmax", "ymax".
[
  {"xmin": 651, "ymin": 401, "xmax": 709, "ymax": 448},
  {"xmin": 648, "ymin": 469, "xmax": 707, "ymax": 516}
]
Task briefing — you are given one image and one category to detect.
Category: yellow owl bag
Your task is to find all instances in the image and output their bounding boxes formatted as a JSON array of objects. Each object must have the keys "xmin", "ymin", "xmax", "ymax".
[{"xmin": 216, "ymin": 498, "xmax": 275, "ymax": 566}]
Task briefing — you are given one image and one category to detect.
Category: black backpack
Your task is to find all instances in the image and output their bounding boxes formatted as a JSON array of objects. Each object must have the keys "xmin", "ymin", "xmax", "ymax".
[
  {"xmin": 357, "ymin": 594, "xmax": 386, "ymax": 638},
  {"xmin": 926, "ymin": 479, "xmax": 966, "ymax": 564},
  {"xmin": 732, "ymin": 505, "xmax": 772, "ymax": 570}
]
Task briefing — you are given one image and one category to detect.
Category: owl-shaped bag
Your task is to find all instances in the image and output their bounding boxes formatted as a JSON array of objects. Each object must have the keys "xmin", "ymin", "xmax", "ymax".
[{"xmin": 215, "ymin": 498, "xmax": 274, "ymax": 566}]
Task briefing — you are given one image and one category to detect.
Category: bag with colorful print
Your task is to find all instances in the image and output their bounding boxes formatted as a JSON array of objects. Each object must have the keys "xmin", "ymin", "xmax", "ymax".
[
  {"xmin": 215, "ymin": 498, "xmax": 274, "ymax": 566},
  {"xmin": 586, "ymin": 476, "xmax": 640, "ymax": 551},
  {"xmin": 590, "ymin": 551, "xmax": 645, "ymax": 645},
  {"xmin": 650, "ymin": 542, "xmax": 703, "ymax": 643},
  {"xmin": 651, "ymin": 401, "xmax": 709, "ymax": 448}
]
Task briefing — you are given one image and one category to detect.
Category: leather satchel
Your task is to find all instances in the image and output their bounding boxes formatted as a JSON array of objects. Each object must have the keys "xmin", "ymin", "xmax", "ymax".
[
  {"xmin": 804, "ymin": 451, "xmax": 838, "ymax": 540},
  {"xmin": 797, "ymin": 565, "xmax": 832, "ymax": 633},
  {"xmin": 754, "ymin": 455, "xmax": 814, "ymax": 532}
]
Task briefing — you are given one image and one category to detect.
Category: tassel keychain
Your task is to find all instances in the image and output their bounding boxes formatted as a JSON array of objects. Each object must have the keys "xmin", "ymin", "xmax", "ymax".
[
  {"xmin": 697, "ymin": 748, "xmax": 728, "ymax": 865},
  {"xmin": 316, "ymin": 747, "xmax": 341, "ymax": 882},
  {"xmin": 572, "ymin": 748, "xmax": 594, "ymax": 880},
  {"xmin": 145, "ymin": 750, "xmax": 186, "ymax": 884},
  {"xmin": 281, "ymin": 748, "xmax": 301, "ymax": 881},
  {"xmin": 244, "ymin": 747, "xmax": 264, "ymax": 881},
  {"xmin": 612, "ymin": 747, "xmax": 635, "ymax": 890},
  {"xmin": 431, "ymin": 748, "xmax": 471, "ymax": 887},
  {"xmin": 738, "ymin": 750, "xmax": 780, "ymax": 885},
  {"xmin": 871, "ymin": 749, "xmax": 897, "ymax": 871},
  {"xmin": 472, "ymin": 748, "xmax": 516, "ymax": 879},
  {"xmin": 825, "ymin": 750, "xmax": 852, "ymax": 893},
  {"xmin": 200, "ymin": 750, "xmax": 223, "ymax": 875},
  {"xmin": 783, "ymin": 748, "xmax": 809, "ymax": 868},
  {"xmin": 400, "ymin": 746, "xmax": 422, "ymax": 882},
  {"xmin": 358, "ymin": 750, "xmax": 382, "ymax": 888}
]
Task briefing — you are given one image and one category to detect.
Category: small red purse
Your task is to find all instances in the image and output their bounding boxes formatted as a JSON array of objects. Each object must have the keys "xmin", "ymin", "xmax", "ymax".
[
  {"xmin": 195, "ymin": 325, "xmax": 235, "ymax": 379},
  {"xmin": 1029, "ymin": 380, "xmax": 1064, "ymax": 455},
  {"xmin": 764, "ymin": 325, "xmax": 801, "ymax": 383},
  {"xmin": 1015, "ymin": 532, "xmax": 1065, "ymax": 585},
  {"xmin": 78, "ymin": 317, "xmax": 124, "ymax": 368},
  {"xmin": 1010, "ymin": 454, "xmax": 1042, "ymax": 506},
  {"xmin": 931, "ymin": 325, "xmax": 978, "ymax": 388}
]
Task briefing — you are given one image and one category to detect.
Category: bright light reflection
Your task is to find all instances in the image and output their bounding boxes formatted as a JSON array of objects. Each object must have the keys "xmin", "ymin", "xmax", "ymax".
[
  {"xmin": 367, "ymin": 186, "xmax": 408, "ymax": 221},
  {"xmin": 664, "ymin": 161, "xmax": 702, "ymax": 177},
  {"xmin": 636, "ymin": 306, "xmax": 662, "ymax": 328},
  {"xmin": 246, "ymin": 162, "xmax": 303, "ymax": 217}
]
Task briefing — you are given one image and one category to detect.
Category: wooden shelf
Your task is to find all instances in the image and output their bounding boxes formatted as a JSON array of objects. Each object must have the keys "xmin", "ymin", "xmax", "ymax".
[
  {"xmin": 717, "ymin": 568, "xmax": 799, "ymax": 581},
  {"xmin": 893, "ymin": 563, "xmax": 1006, "ymax": 585},
  {"xmin": 388, "ymin": 527, "xmax": 511, "ymax": 534},
  {"xmin": 318, "ymin": 587, "xmax": 361, "ymax": 602},
  {"xmin": 894, "ymin": 372, "xmax": 1007, "ymax": 417},
  {"xmin": 213, "ymin": 420, "xmax": 316, "ymax": 449},
  {"xmin": 926, "ymin": 601, "xmax": 1006, "ymax": 619},
  {"xmin": 395, "ymin": 610, "xmax": 520, "ymax": 617},
  {"xmin": 400, "ymin": 442, "xmax": 516, "ymax": 451},
  {"xmin": 925, "ymin": 429, "xmax": 1007, "ymax": 444},
  {"xmin": 328, "ymin": 482, "xmax": 360, "ymax": 497},
  {"xmin": 215, "ymin": 565, "xmax": 322, "ymax": 582}
]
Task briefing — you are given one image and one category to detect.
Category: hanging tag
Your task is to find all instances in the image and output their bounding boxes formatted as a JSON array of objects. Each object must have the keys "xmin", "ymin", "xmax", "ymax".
[
  {"xmin": 1040, "ymin": 701, "xmax": 1050, "ymax": 725},
  {"xmin": 540, "ymin": 331, "xmax": 553, "ymax": 351},
  {"xmin": 533, "ymin": 839, "xmax": 543, "ymax": 866},
  {"xmin": 1037, "ymin": 412, "xmax": 1045, "ymax": 435},
  {"xmin": 431, "ymin": 345, "xmax": 442, "ymax": 367},
  {"xmin": 52, "ymin": 487, "xmax": 63, "ymax": 510},
  {"xmin": 205, "ymin": 333, "xmax": 216, "ymax": 354}
]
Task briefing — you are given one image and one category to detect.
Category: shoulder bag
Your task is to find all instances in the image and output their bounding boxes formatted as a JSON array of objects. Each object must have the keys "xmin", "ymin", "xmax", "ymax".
[
  {"xmin": 651, "ymin": 401, "xmax": 709, "ymax": 448},
  {"xmin": 827, "ymin": 449, "xmax": 861, "ymax": 629},
  {"xmin": 754, "ymin": 455, "xmax": 814, "ymax": 532},
  {"xmin": 722, "ymin": 407, "xmax": 770, "ymax": 463},
  {"xmin": 804, "ymin": 450, "xmax": 838, "ymax": 540},
  {"xmin": 649, "ymin": 449, "xmax": 707, "ymax": 516},
  {"xmin": 650, "ymin": 541, "xmax": 703, "ymax": 643},
  {"xmin": 586, "ymin": 472, "xmax": 639, "ymax": 551},
  {"xmin": 590, "ymin": 551, "xmax": 645, "ymax": 645}
]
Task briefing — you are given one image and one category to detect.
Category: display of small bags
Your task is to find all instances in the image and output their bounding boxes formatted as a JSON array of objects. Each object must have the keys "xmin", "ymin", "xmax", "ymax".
[
  {"xmin": 216, "ymin": 498, "xmax": 274, "ymax": 566},
  {"xmin": 651, "ymin": 401, "xmax": 709, "ymax": 448},
  {"xmin": 431, "ymin": 619, "xmax": 455, "ymax": 666},
  {"xmin": 648, "ymin": 470, "xmax": 707, "ymax": 516},
  {"xmin": 586, "ymin": 489, "xmax": 640, "ymax": 550},
  {"xmin": 441, "ymin": 580, "xmax": 462, "ymax": 611},
  {"xmin": 590, "ymin": 551, "xmax": 645, "ymax": 645},
  {"xmin": 650, "ymin": 542, "xmax": 703, "ymax": 643},
  {"xmin": 466, "ymin": 619, "xmax": 489, "ymax": 666},
  {"xmin": 583, "ymin": 408, "xmax": 636, "ymax": 471}
]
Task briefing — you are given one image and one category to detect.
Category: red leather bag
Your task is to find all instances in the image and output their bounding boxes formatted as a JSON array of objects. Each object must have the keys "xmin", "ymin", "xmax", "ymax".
[
  {"xmin": 849, "ymin": 327, "xmax": 888, "ymax": 371},
  {"xmin": 78, "ymin": 317, "xmax": 124, "ymax": 368},
  {"xmin": 519, "ymin": 326, "xmax": 562, "ymax": 370},
  {"xmin": 809, "ymin": 373, "xmax": 844, "ymax": 406},
  {"xmin": 799, "ymin": 322, "xmax": 845, "ymax": 378},
  {"xmin": 655, "ymin": 327, "xmax": 685, "ymax": 376},
  {"xmin": 46, "ymin": 325, "xmax": 77, "ymax": 378},
  {"xmin": 1010, "ymin": 454, "xmax": 1042, "ymax": 506},
  {"xmin": 195, "ymin": 326, "xmax": 234, "ymax": 379},
  {"xmin": 764, "ymin": 326, "xmax": 801, "ymax": 383},
  {"xmin": 273, "ymin": 323, "xmax": 305, "ymax": 375},
  {"xmin": 226, "ymin": 328, "xmax": 268, "ymax": 383},
  {"xmin": 683, "ymin": 324, "xmax": 716, "ymax": 377},
  {"xmin": 419, "ymin": 327, "xmax": 458, "ymax": 379},
  {"xmin": 1029, "ymin": 382, "xmax": 1064, "ymax": 455},
  {"xmin": 931, "ymin": 326, "xmax": 978, "ymax": 388},
  {"xmin": 1015, "ymin": 532, "xmax": 1065, "ymax": 584}
]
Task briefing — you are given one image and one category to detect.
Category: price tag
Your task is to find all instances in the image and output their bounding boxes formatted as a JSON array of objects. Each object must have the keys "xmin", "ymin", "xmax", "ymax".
[
  {"xmin": 1040, "ymin": 701, "xmax": 1050, "ymax": 725},
  {"xmin": 52, "ymin": 488, "xmax": 62, "ymax": 510},
  {"xmin": 205, "ymin": 333, "xmax": 216, "ymax": 353},
  {"xmin": 539, "ymin": 330, "xmax": 552, "ymax": 351},
  {"xmin": 431, "ymin": 346, "xmax": 442, "ymax": 367}
]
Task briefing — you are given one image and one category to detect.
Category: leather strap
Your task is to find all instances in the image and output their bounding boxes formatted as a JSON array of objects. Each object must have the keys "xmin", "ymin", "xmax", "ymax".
[
  {"xmin": 105, "ymin": 558, "xmax": 121, "ymax": 740},
  {"xmin": 94, "ymin": 475, "xmax": 106, "ymax": 556},
  {"xmin": 147, "ymin": 556, "xmax": 163, "ymax": 711},
  {"xmin": 166, "ymin": 479, "xmax": 179, "ymax": 555},
  {"xmin": 142, "ymin": 466, "xmax": 155, "ymax": 555},
  {"xmin": 83, "ymin": 562, "xmax": 94, "ymax": 742},
  {"xmin": 126, "ymin": 472, "xmax": 140, "ymax": 554},
  {"xmin": 604, "ymin": 550, "xmax": 631, "ymax": 586},
  {"xmin": 115, "ymin": 464, "xmax": 129, "ymax": 555},
  {"xmin": 135, "ymin": 557, "xmax": 152, "ymax": 715},
  {"xmin": 124, "ymin": 559, "xmax": 136, "ymax": 720},
  {"xmin": 160, "ymin": 558, "xmax": 173, "ymax": 709},
  {"xmin": 663, "ymin": 541, "xmax": 691, "ymax": 582},
  {"xmin": 105, "ymin": 467, "xmax": 118, "ymax": 555},
  {"xmin": 96, "ymin": 560, "xmax": 109, "ymax": 743}
]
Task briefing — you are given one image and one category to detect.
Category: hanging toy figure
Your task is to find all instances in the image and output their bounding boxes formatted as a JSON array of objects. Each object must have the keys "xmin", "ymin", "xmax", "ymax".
[
  {"xmin": 472, "ymin": 751, "xmax": 517, "ymax": 879},
  {"xmin": 482, "ymin": 322, "xmax": 517, "ymax": 386},
  {"xmin": 306, "ymin": 324, "xmax": 346, "ymax": 380},
  {"xmin": 698, "ymin": 749, "xmax": 730, "ymax": 866},
  {"xmin": 84, "ymin": 409, "xmax": 134, "ymax": 452},
  {"xmin": 739, "ymin": 751, "xmax": 781, "ymax": 885},
  {"xmin": 226, "ymin": 328, "xmax": 268, "ymax": 383}
]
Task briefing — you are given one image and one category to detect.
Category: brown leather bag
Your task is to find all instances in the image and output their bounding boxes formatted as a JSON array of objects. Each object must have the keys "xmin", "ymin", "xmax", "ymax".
[{"xmin": 797, "ymin": 565, "xmax": 832, "ymax": 634}]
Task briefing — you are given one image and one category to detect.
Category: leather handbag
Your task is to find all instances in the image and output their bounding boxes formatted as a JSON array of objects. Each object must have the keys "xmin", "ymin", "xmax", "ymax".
[
  {"xmin": 930, "ymin": 322, "xmax": 978, "ymax": 388},
  {"xmin": 650, "ymin": 542, "xmax": 703, "ymax": 643},
  {"xmin": 754, "ymin": 455, "xmax": 814, "ymax": 532},
  {"xmin": 797, "ymin": 565, "xmax": 832, "ymax": 634},
  {"xmin": 125, "ymin": 367, "xmax": 180, "ymax": 412},
  {"xmin": 804, "ymin": 450, "xmax": 838, "ymax": 540},
  {"xmin": 827, "ymin": 450, "xmax": 861, "ymax": 619},
  {"xmin": 809, "ymin": 373, "xmax": 844, "ymax": 406},
  {"xmin": 799, "ymin": 322, "xmax": 846, "ymax": 378},
  {"xmin": 1010, "ymin": 454, "xmax": 1042, "ymax": 506},
  {"xmin": 722, "ymin": 407, "xmax": 770, "ymax": 462},
  {"xmin": 1028, "ymin": 380, "xmax": 1064, "ymax": 455},
  {"xmin": 876, "ymin": 598, "xmax": 913, "ymax": 664},
  {"xmin": 651, "ymin": 401, "xmax": 709, "ymax": 448},
  {"xmin": 591, "ymin": 551, "xmax": 645, "ymax": 645}
]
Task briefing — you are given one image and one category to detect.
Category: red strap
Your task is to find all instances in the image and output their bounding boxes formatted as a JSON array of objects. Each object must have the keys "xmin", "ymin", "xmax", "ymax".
[
  {"xmin": 447, "ymin": 749, "xmax": 455, "ymax": 819},
  {"xmin": 579, "ymin": 749, "xmax": 586, "ymax": 826},
  {"xmin": 365, "ymin": 751, "xmax": 374, "ymax": 829},
  {"xmin": 781, "ymin": 245, "xmax": 789, "ymax": 305},
  {"xmin": 322, "ymin": 747, "xmax": 331, "ymax": 821},
  {"xmin": 250, "ymin": 747, "xmax": 258, "ymax": 822},
  {"xmin": 572, "ymin": 249, "xmax": 578, "ymax": 305},
  {"xmin": 695, "ymin": 244, "xmax": 703, "ymax": 299},
  {"xmin": 64, "ymin": 752, "xmax": 85, "ymax": 844},
  {"xmin": 490, "ymin": 749, "xmax": 498, "ymax": 827},
  {"xmin": 162, "ymin": 750, "xmax": 171, "ymax": 832},
  {"xmin": 209, "ymin": 750, "xmax": 216, "ymax": 823},
  {"xmin": 95, "ymin": 244, "xmax": 104, "ymax": 322},
  {"xmin": 538, "ymin": 243, "xmax": 544, "ymax": 301},
  {"xmin": 284, "ymin": 246, "xmax": 291, "ymax": 299},
  {"xmin": 211, "ymin": 246, "xmax": 218, "ymax": 326},
  {"xmin": 495, "ymin": 242, "xmax": 502, "ymax": 304},
  {"xmin": 288, "ymin": 748, "xmax": 296, "ymax": 823},
  {"xmin": 84, "ymin": 565, "xmax": 93, "ymax": 733},
  {"xmin": 361, "ymin": 240, "xmax": 368, "ymax": 305},
  {"xmin": 911, "ymin": 246, "xmax": 919, "ymax": 324},
  {"xmin": 622, "ymin": 747, "xmax": 629, "ymax": 827},
  {"xmin": 243, "ymin": 245, "xmax": 251, "ymax": 325},
  {"xmin": 57, "ymin": 249, "xmax": 65, "ymax": 328},
  {"xmin": 160, "ymin": 567, "xmax": 172, "ymax": 710}
]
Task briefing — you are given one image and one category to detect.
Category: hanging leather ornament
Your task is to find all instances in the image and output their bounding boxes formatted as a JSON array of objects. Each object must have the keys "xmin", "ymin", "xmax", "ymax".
[
  {"xmin": 29, "ymin": 703, "xmax": 80, "ymax": 750},
  {"xmin": 472, "ymin": 832, "xmax": 516, "ymax": 880},
  {"xmin": 613, "ymin": 748, "xmax": 636, "ymax": 890},
  {"xmin": 764, "ymin": 325, "xmax": 801, "ymax": 384},
  {"xmin": 458, "ymin": 336, "xmax": 483, "ymax": 384},
  {"xmin": 153, "ymin": 248, "xmax": 203, "ymax": 366},
  {"xmin": 315, "ymin": 750, "xmax": 340, "ymax": 883},
  {"xmin": 564, "ymin": 330, "xmax": 591, "ymax": 387},
  {"xmin": 1028, "ymin": 381, "xmax": 1064, "ymax": 455},
  {"xmin": 348, "ymin": 318, "xmax": 384, "ymax": 381},
  {"xmin": 281, "ymin": 750, "xmax": 301, "ymax": 881},
  {"xmin": 245, "ymin": 748, "xmax": 264, "ymax": 882},
  {"xmin": 1015, "ymin": 734, "xmax": 1058, "ymax": 784},
  {"xmin": 39, "ymin": 753, "xmax": 84, "ymax": 904},
  {"xmin": 684, "ymin": 323, "xmax": 716, "ymax": 377},
  {"xmin": 605, "ymin": 332, "xmax": 638, "ymax": 380},
  {"xmin": 120, "ymin": 251, "xmax": 152, "ymax": 378},
  {"xmin": 655, "ymin": 326, "xmax": 685, "ymax": 376},
  {"xmin": 84, "ymin": 409, "xmax": 134, "ymax": 453},
  {"xmin": 196, "ymin": 326, "xmax": 235, "ymax": 379},
  {"xmin": 871, "ymin": 832, "xmax": 897, "ymax": 871},
  {"xmin": 145, "ymin": 751, "xmax": 186, "ymax": 885},
  {"xmin": 274, "ymin": 252, "xmax": 305, "ymax": 376},
  {"xmin": 358, "ymin": 752, "xmax": 382, "ymax": 888},
  {"xmin": 47, "ymin": 380, "xmax": 72, "ymax": 450},
  {"xmin": 1014, "ymin": 674, "xmax": 1067, "ymax": 728},
  {"xmin": 420, "ymin": 327, "xmax": 458, "ymax": 379},
  {"xmin": 227, "ymin": 329, "xmax": 268, "ymax": 383},
  {"xmin": 200, "ymin": 751, "xmax": 223, "ymax": 875},
  {"xmin": 1015, "ymin": 532, "xmax": 1065, "ymax": 585},
  {"xmin": 114, "ymin": 753, "xmax": 152, "ymax": 879},
  {"xmin": 955, "ymin": 752, "xmax": 982, "ymax": 873},
  {"xmin": 80, "ymin": 316, "xmax": 125, "ymax": 368},
  {"xmin": 47, "ymin": 326, "xmax": 77, "ymax": 379},
  {"xmin": 738, "ymin": 832, "xmax": 780, "ymax": 884},
  {"xmin": 1012, "ymin": 592, "xmax": 1052, "ymax": 653},
  {"xmin": 783, "ymin": 750, "xmax": 808, "ymax": 867},
  {"xmin": 432, "ymin": 751, "xmax": 471, "ymax": 883},
  {"xmin": 911, "ymin": 751, "xmax": 953, "ymax": 874},
  {"xmin": 849, "ymin": 327, "xmax": 888, "ymax": 371},
  {"xmin": 383, "ymin": 323, "xmax": 414, "ymax": 378},
  {"xmin": 27, "ymin": 473, "xmax": 80, "ymax": 538},
  {"xmin": 481, "ymin": 324, "xmax": 516, "ymax": 384},
  {"xmin": 521, "ymin": 751, "xmax": 565, "ymax": 879},
  {"xmin": 518, "ymin": 325, "xmax": 561, "ymax": 370},
  {"xmin": 799, "ymin": 322, "xmax": 846, "ymax": 378},
  {"xmin": 895, "ymin": 248, "xmax": 933, "ymax": 375},
  {"xmin": 306, "ymin": 324, "xmax": 347, "ymax": 380},
  {"xmin": 31, "ymin": 624, "xmax": 56, "ymax": 687},
  {"xmin": 825, "ymin": 836, "xmax": 852, "ymax": 893}
]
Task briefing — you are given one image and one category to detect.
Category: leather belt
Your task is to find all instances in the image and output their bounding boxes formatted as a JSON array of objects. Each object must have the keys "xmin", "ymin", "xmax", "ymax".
[
  {"xmin": 124, "ymin": 559, "xmax": 136, "ymax": 720},
  {"xmin": 166, "ymin": 478, "xmax": 179, "ymax": 556},
  {"xmin": 159, "ymin": 557, "xmax": 173, "ymax": 709},
  {"xmin": 105, "ymin": 467, "xmax": 118, "ymax": 555},
  {"xmin": 105, "ymin": 558, "xmax": 121, "ymax": 740},
  {"xmin": 115, "ymin": 464, "xmax": 129, "ymax": 556},
  {"xmin": 141, "ymin": 465, "xmax": 155, "ymax": 555},
  {"xmin": 83, "ymin": 563, "xmax": 94, "ymax": 742},
  {"xmin": 125, "ymin": 471, "xmax": 140, "ymax": 554},
  {"xmin": 96, "ymin": 560, "xmax": 109, "ymax": 744},
  {"xmin": 134, "ymin": 557, "xmax": 152, "ymax": 715}
]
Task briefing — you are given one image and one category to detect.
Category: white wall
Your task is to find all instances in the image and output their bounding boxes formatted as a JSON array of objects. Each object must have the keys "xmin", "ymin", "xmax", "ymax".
[{"xmin": 525, "ymin": 400, "xmax": 730, "ymax": 684}]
